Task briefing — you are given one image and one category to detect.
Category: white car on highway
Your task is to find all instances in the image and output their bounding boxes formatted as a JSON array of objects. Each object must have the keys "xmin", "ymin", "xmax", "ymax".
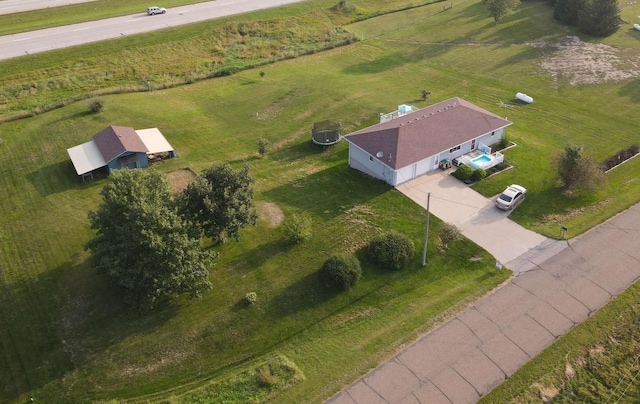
[{"xmin": 147, "ymin": 6, "xmax": 167, "ymax": 15}]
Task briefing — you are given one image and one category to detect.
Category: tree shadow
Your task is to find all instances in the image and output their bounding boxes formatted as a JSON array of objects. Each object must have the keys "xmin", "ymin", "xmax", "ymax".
[
  {"xmin": 52, "ymin": 108, "xmax": 94, "ymax": 123},
  {"xmin": 223, "ymin": 237, "xmax": 293, "ymax": 278},
  {"xmin": 0, "ymin": 259, "xmax": 178, "ymax": 402},
  {"xmin": 268, "ymin": 269, "xmax": 341, "ymax": 318}
]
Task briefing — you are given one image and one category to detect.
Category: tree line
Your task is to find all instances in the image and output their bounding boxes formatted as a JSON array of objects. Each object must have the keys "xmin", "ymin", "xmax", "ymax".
[{"xmin": 484, "ymin": 0, "xmax": 621, "ymax": 37}]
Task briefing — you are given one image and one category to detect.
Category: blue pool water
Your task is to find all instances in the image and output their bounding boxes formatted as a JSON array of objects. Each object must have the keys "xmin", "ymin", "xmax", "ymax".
[{"xmin": 469, "ymin": 154, "xmax": 493, "ymax": 169}]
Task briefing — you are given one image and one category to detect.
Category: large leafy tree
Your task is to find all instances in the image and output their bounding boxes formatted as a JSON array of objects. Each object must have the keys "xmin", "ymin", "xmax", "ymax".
[
  {"xmin": 554, "ymin": 0, "xmax": 583, "ymax": 25},
  {"xmin": 578, "ymin": 0, "xmax": 620, "ymax": 37},
  {"xmin": 86, "ymin": 169, "xmax": 215, "ymax": 311},
  {"xmin": 177, "ymin": 163, "xmax": 258, "ymax": 244},
  {"xmin": 484, "ymin": 0, "xmax": 520, "ymax": 25}
]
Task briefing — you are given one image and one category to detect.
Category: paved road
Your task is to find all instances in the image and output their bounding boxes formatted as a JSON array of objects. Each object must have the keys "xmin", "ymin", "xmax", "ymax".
[
  {"xmin": 0, "ymin": 0, "xmax": 306, "ymax": 61},
  {"xmin": 0, "ymin": 0, "xmax": 98, "ymax": 16},
  {"xmin": 327, "ymin": 175, "xmax": 640, "ymax": 403}
]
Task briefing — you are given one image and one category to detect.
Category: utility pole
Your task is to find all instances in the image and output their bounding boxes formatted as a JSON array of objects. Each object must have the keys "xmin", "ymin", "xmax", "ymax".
[{"xmin": 422, "ymin": 193, "xmax": 431, "ymax": 266}]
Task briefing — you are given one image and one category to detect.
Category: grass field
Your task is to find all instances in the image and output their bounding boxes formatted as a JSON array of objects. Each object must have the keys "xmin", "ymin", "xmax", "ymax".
[
  {"xmin": 0, "ymin": 69, "xmax": 510, "ymax": 403},
  {"xmin": 1, "ymin": 0, "xmax": 640, "ymax": 402}
]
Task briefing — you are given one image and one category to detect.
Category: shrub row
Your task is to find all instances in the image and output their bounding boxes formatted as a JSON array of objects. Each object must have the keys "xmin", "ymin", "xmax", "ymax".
[
  {"xmin": 452, "ymin": 165, "xmax": 486, "ymax": 182},
  {"xmin": 600, "ymin": 144, "xmax": 639, "ymax": 171}
]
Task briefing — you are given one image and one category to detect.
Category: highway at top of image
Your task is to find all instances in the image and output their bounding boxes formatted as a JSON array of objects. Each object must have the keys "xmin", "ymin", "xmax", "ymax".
[
  {"xmin": 0, "ymin": 0, "xmax": 307, "ymax": 61},
  {"xmin": 0, "ymin": 0, "xmax": 99, "ymax": 16}
]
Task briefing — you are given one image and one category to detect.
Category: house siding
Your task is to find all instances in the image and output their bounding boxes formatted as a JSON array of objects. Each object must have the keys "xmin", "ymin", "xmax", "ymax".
[
  {"xmin": 106, "ymin": 152, "xmax": 149, "ymax": 173},
  {"xmin": 348, "ymin": 144, "xmax": 389, "ymax": 183},
  {"xmin": 345, "ymin": 98, "xmax": 510, "ymax": 187}
]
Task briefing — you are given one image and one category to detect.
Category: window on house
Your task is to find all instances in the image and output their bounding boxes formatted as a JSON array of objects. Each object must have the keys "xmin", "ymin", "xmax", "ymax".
[
  {"xmin": 491, "ymin": 131, "xmax": 495, "ymax": 136},
  {"xmin": 449, "ymin": 145, "xmax": 461, "ymax": 153},
  {"xmin": 369, "ymin": 156, "xmax": 373, "ymax": 161}
]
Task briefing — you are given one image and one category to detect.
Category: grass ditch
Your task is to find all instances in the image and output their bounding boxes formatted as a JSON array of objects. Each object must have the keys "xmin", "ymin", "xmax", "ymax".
[
  {"xmin": 480, "ymin": 280, "xmax": 640, "ymax": 403},
  {"xmin": 0, "ymin": 14, "xmax": 359, "ymax": 120}
]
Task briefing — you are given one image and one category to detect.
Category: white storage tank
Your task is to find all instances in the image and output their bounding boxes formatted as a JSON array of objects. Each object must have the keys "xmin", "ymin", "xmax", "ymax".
[{"xmin": 516, "ymin": 92, "xmax": 533, "ymax": 103}]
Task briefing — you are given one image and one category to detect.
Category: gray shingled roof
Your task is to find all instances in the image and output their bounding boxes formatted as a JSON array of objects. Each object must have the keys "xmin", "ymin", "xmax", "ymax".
[
  {"xmin": 93, "ymin": 125, "xmax": 148, "ymax": 163},
  {"xmin": 345, "ymin": 97, "xmax": 512, "ymax": 169}
]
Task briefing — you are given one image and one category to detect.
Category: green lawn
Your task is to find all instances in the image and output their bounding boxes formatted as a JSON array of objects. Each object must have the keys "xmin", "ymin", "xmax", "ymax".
[{"xmin": 1, "ymin": 0, "xmax": 640, "ymax": 402}]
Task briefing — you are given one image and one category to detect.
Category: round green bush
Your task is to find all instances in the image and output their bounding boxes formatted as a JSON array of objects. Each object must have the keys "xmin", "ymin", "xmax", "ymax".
[
  {"xmin": 367, "ymin": 231, "xmax": 414, "ymax": 270},
  {"xmin": 283, "ymin": 213, "xmax": 312, "ymax": 244},
  {"xmin": 87, "ymin": 99, "xmax": 104, "ymax": 113},
  {"xmin": 319, "ymin": 254, "xmax": 362, "ymax": 291},
  {"xmin": 244, "ymin": 292, "xmax": 257, "ymax": 305},
  {"xmin": 471, "ymin": 168, "xmax": 486, "ymax": 181},
  {"xmin": 453, "ymin": 164, "xmax": 473, "ymax": 181}
]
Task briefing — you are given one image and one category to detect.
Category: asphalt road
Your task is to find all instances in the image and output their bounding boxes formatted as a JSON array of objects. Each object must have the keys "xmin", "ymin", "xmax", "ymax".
[
  {"xmin": 0, "ymin": 0, "xmax": 98, "ymax": 16},
  {"xmin": 0, "ymin": 0, "xmax": 307, "ymax": 61}
]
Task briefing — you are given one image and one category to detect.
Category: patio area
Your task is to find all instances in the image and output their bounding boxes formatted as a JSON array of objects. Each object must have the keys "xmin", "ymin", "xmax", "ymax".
[{"xmin": 453, "ymin": 147, "xmax": 504, "ymax": 171}]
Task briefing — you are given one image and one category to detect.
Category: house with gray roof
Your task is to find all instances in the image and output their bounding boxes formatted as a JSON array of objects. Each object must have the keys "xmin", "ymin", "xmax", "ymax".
[
  {"xmin": 344, "ymin": 97, "xmax": 512, "ymax": 186},
  {"xmin": 67, "ymin": 125, "xmax": 176, "ymax": 180}
]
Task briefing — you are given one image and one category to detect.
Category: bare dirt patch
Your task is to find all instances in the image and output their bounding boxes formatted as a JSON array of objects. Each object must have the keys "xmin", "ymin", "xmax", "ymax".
[
  {"xmin": 537, "ymin": 36, "xmax": 640, "ymax": 86},
  {"xmin": 532, "ymin": 382, "xmax": 560, "ymax": 403},
  {"xmin": 57, "ymin": 295, "xmax": 92, "ymax": 367},
  {"xmin": 120, "ymin": 350, "xmax": 189, "ymax": 377},
  {"xmin": 166, "ymin": 168, "xmax": 198, "ymax": 193},
  {"xmin": 542, "ymin": 198, "xmax": 612, "ymax": 224},
  {"xmin": 326, "ymin": 307, "xmax": 380, "ymax": 328},
  {"xmin": 341, "ymin": 205, "xmax": 381, "ymax": 253},
  {"xmin": 256, "ymin": 201, "xmax": 284, "ymax": 227}
]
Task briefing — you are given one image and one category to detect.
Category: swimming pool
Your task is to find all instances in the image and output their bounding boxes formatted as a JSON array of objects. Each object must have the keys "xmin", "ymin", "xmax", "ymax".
[{"xmin": 469, "ymin": 154, "xmax": 493, "ymax": 170}]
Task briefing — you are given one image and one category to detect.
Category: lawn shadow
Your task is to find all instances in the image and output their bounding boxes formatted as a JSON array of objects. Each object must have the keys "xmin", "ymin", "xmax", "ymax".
[
  {"xmin": 492, "ymin": 45, "xmax": 548, "ymax": 71},
  {"xmin": 1, "ymin": 259, "xmax": 178, "ymax": 402},
  {"xmin": 342, "ymin": 52, "xmax": 414, "ymax": 75},
  {"xmin": 263, "ymin": 164, "xmax": 389, "ymax": 221},
  {"xmin": 482, "ymin": 1, "xmax": 558, "ymax": 42},
  {"xmin": 269, "ymin": 138, "xmax": 334, "ymax": 163},
  {"xmin": 224, "ymin": 237, "xmax": 293, "ymax": 277},
  {"xmin": 268, "ymin": 269, "xmax": 341, "ymax": 318},
  {"xmin": 619, "ymin": 79, "xmax": 640, "ymax": 103},
  {"xmin": 26, "ymin": 159, "xmax": 108, "ymax": 196}
]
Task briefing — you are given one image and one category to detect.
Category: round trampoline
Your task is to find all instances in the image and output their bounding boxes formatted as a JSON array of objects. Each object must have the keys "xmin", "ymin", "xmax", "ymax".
[{"xmin": 311, "ymin": 120, "xmax": 341, "ymax": 146}]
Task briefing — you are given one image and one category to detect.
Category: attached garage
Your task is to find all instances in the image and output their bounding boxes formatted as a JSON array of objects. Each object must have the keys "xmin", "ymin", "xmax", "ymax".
[{"xmin": 344, "ymin": 97, "xmax": 512, "ymax": 187}]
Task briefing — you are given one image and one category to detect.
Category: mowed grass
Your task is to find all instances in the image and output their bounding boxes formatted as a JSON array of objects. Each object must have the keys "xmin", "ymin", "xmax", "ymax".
[
  {"xmin": 1, "ymin": 0, "xmax": 640, "ymax": 402},
  {"xmin": 0, "ymin": 15, "xmax": 511, "ymax": 402}
]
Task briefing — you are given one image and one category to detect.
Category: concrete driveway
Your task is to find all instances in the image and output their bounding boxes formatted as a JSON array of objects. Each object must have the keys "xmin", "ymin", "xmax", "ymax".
[{"xmin": 397, "ymin": 170, "xmax": 559, "ymax": 271}]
